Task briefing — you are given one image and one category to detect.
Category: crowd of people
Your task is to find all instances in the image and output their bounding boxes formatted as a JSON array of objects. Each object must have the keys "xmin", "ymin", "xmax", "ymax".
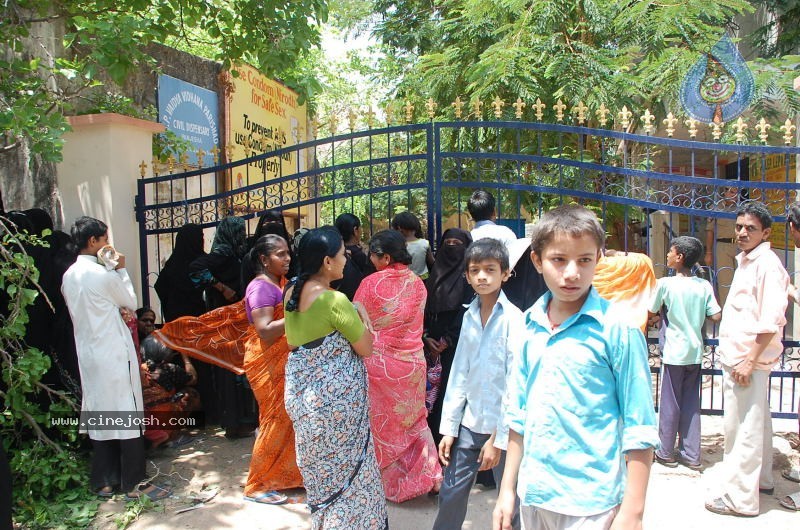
[{"xmin": 3, "ymin": 190, "xmax": 800, "ymax": 530}]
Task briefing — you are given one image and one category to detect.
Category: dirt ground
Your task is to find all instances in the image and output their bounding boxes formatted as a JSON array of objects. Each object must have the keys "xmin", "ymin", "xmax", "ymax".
[{"xmin": 90, "ymin": 417, "xmax": 800, "ymax": 530}]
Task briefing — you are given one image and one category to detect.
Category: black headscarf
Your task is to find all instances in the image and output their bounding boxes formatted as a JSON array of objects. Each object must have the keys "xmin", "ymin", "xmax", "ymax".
[
  {"xmin": 250, "ymin": 210, "xmax": 290, "ymax": 246},
  {"xmin": 23, "ymin": 208, "xmax": 54, "ymax": 235},
  {"xmin": 426, "ymin": 228, "xmax": 472, "ymax": 314},
  {"xmin": 154, "ymin": 223, "xmax": 207, "ymax": 321},
  {"xmin": 168, "ymin": 224, "xmax": 205, "ymax": 264},
  {"xmin": 211, "ymin": 216, "xmax": 247, "ymax": 258}
]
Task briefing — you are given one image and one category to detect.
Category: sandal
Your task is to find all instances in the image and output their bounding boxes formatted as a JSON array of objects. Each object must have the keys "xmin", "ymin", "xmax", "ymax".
[
  {"xmin": 704, "ymin": 497, "xmax": 757, "ymax": 517},
  {"xmin": 124, "ymin": 483, "xmax": 172, "ymax": 502},
  {"xmin": 96, "ymin": 486, "xmax": 116, "ymax": 498},
  {"xmin": 779, "ymin": 491, "xmax": 800, "ymax": 511},
  {"xmin": 243, "ymin": 491, "xmax": 288, "ymax": 505},
  {"xmin": 782, "ymin": 468, "xmax": 800, "ymax": 484},
  {"xmin": 654, "ymin": 453, "xmax": 678, "ymax": 468}
]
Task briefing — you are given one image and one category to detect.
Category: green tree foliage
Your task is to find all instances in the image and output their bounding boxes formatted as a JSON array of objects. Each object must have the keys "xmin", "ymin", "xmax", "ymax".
[
  {"xmin": 747, "ymin": 0, "xmax": 800, "ymax": 57},
  {"xmin": 372, "ymin": 0, "xmax": 763, "ymax": 118},
  {"xmin": 1, "ymin": 0, "xmax": 329, "ymax": 163}
]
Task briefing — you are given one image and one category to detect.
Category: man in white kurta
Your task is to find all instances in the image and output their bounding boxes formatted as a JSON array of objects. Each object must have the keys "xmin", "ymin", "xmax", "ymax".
[{"xmin": 61, "ymin": 216, "xmax": 157, "ymax": 499}]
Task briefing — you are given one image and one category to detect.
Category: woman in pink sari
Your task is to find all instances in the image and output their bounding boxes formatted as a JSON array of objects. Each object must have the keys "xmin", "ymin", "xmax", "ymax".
[{"xmin": 354, "ymin": 230, "xmax": 442, "ymax": 502}]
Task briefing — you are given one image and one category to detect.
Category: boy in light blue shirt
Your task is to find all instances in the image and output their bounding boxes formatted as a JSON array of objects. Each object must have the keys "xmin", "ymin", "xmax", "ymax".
[
  {"xmin": 494, "ymin": 204, "xmax": 658, "ymax": 530},
  {"xmin": 649, "ymin": 236, "xmax": 721, "ymax": 470},
  {"xmin": 433, "ymin": 238, "xmax": 525, "ymax": 530}
]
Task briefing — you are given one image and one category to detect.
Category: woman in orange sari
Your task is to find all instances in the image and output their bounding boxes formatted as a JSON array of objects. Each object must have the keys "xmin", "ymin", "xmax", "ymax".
[
  {"xmin": 353, "ymin": 230, "xmax": 442, "ymax": 502},
  {"xmin": 154, "ymin": 234, "xmax": 301, "ymax": 504}
]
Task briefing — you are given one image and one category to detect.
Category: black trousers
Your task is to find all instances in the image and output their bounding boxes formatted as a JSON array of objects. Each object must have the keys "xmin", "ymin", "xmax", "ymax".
[
  {"xmin": 0, "ymin": 443, "xmax": 11, "ymax": 530},
  {"xmin": 90, "ymin": 437, "xmax": 146, "ymax": 493}
]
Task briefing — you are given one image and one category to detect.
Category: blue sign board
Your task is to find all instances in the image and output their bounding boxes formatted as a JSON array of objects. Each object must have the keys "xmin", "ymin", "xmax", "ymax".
[{"xmin": 158, "ymin": 74, "xmax": 219, "ymax": 166}]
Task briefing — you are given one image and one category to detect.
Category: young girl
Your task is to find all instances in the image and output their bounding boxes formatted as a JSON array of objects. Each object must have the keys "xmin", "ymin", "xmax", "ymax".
[{"xmin": 391, "ymin": 211, "xmax": 434, "ymax": 278}]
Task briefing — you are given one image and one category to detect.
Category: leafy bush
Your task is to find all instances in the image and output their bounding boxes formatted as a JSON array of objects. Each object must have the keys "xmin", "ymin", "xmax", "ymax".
[{"xmin": 0, "ymin": 220, "xmax": 99, "ymax": 528}]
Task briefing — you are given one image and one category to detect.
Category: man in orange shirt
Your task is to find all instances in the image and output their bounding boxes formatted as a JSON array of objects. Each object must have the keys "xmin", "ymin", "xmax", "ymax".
[{"xmin": 705, "ymin": 201, "xmax": 789, "ymax": 517}]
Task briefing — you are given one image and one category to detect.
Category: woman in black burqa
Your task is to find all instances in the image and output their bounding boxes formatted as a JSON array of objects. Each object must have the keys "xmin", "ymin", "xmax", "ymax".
[
  {"xmin": 423, "ymin": 228, "xmax": 473, "ymax": 444},
  {"xmin": 154, "ymin": 223, "xmax": 207, "ymax": 322}
]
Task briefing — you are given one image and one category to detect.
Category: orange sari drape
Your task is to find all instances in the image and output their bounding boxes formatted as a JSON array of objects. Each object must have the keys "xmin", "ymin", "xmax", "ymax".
[
  {"xmin": 242, "ymin": 303, "xmax": 302, "ymax": 493},
  {"xmin": 153, "ymin": 298, "xmax": 302, "ymax": 492}
]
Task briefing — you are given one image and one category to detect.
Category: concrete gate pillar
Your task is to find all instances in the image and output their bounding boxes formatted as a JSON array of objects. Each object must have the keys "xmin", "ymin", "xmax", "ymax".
[{"xmin": 56, "ymin": 113, "xmax": 164, "ymax": 304}]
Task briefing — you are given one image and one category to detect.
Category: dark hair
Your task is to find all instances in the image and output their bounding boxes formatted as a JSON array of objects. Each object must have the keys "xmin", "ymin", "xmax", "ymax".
[
  {"xmin": 735, "ymin": 200, "xmax": 772, "ymax": 230},
  {"xmin": 789, "ymin": 202, "xmax": 800, "ymax": 229},
  {"xmin": 465, "ymin": 238, "xmax": 509, "ymax": 271},
  {"xmin": 136, "ymin": 306, "xmax": 155, "ymax": 320},
  {"xmin": 669, "ymin": 236, "xmax": 703, "ymax": 270},
  {"xmin": 530, "ymin": 204, "xmax": 605, "ymax": 256},
  {"xmin": 285, "ymin": 226, "xmax": 343, "ymax": 312},
  {"xmin": 467, "ymin": 190, "xmax": 496, "ymax": 222},
  {"xmin": 70, "ymin": 216, "xmax": 108, "ymax": 250},
  {"xmin": 391, "ymin": 211, "xmax": 423, "ymax": 238},
  {"xmin": 335, "ymin": 213, "xmax": 361, "ymax": 241},
  {"xmin": 141, "ymin": 335, "xmax": 177, "ymax": 364},
  {"xmin": 247, "ymin": 234, "xmax": 288, "ymax": 275},
  {"xmin": 369, "ymin": 229, "xmax": 412, "ymax": 265}
]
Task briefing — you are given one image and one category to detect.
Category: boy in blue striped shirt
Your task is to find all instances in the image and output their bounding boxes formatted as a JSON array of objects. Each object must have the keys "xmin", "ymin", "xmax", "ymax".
[{"xmin": 494, "ymin": 205, "xmax": 658, "ymax": 530}]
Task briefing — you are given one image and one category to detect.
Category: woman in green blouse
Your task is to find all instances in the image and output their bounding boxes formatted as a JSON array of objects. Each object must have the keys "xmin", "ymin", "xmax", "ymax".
[{"xmin": 283, "ymin": 226, "xmax": 387, "ymax": 529}]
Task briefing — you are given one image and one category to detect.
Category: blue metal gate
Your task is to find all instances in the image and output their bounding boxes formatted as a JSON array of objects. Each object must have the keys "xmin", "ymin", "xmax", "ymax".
[{"xmin": 135, "ymin": 113, "xmax": 800, "ymax": 419}]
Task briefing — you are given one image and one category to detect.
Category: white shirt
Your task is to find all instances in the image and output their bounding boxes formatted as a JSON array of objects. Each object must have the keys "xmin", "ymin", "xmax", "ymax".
[
  {"xmin": 439, "ymin": 290, "xmax": 526, "ymax": 449},
  {"xmin": 471, "ymin": 220, "xmax": 518, "ymax": 253},
  {"xmin": 62, "ymin": 255, "xmax": 143, "ymax": 440}
]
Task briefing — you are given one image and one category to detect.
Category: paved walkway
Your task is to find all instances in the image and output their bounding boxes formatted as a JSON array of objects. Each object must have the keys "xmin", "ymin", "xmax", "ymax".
[{"xmin": 92, "ymin": 417, "xmax": 799, "ymax": 529}]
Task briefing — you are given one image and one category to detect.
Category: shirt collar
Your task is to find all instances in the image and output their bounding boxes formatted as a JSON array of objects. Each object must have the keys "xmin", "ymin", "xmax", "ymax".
[
  {"xmin": 737, "ymin": 241, "xmax": 771, "ymax": 265},
  {"xmin": 526, "ymin": 286, "xmax": 605, "ymax": 331},
  {"xmin": 465, "ymin": 289, "xmax": 513, "ymax": 318},
  {"xmin": 474, "ymin": 220, "xmax": 495, "ymax": 228}
]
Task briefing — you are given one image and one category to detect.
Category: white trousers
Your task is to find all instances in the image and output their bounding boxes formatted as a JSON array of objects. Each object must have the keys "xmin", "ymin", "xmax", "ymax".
[
  {"xmin": 717, "ymin": 366, "xmax": 773, "ymax": 515},
  {"xmin": 520, "ymin": 505, "xmax": 618, "ymax": 530}
]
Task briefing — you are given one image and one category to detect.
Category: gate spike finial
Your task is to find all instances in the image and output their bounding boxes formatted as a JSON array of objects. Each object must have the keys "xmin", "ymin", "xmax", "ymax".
[
  {"xmin": 385, "ymin": 102, "xmax": 395, "ymax": 126},
  {"xmin": 513, "ymin": 98, "xmax": 526, "ymax": 119},
  {"xmin": 684, "ymin": 117, "xmax": 698, "ymax": 139},
  {"xmin": 196, "ymin": 148, "xmax": 206, "ymax": 167},
  {"xmin": 310, "ymin": 119, "xmax": 319, "ymax": 139},
  {"xmin": 532, "ymin": 98, "xmax": 545, "ymax": 121},
  {"xmin": 572, "ymin": 101, "xmax": 588, "ymax": 125},
  {"xmin": 224, "ymin": 144, "xmax": 234, "ymax": 162},
  {"xmin": 553, "ymin": 99, "xmax": 566, "ymax": 122},
  {"xmin": 139, "ymin": 160, "xmax": 147, "ymax": 177},
  {"xmin": 258, "ymin": 134, "xmax": 269, "ymax": 152},
  {"xmin": 180, "ymin": 151, "xmax": 190, "ymax": 171},
  {"xmin": 210, "ymin": 146, "xmax": 220, "ymax": 164},
  {"xmin": 781, "ymin": 118, "xmax": 797, "ymax": 145},
  {"xmin": 328, "ymin": 113, "xmax": 339, "ymax": 135},
  {"xmin": 491, "ymin": 96, "xmax": 505, "ymax": 119},
  {"xmin": 596, "ymin": 104, "xmax": 610, "ymax": 127},
  {"xmin": 425, "ymin": 98, "xmax": 438, "ymax": 120},
  {"xmin": 471, "ymin": 98, "xmax": 483, "ymax": 119},
  {"xmin": 640, "ymin": 109, "xmax": 655, "ymax": 135},
  {"xmin": 404, "ymin": 100, "xmax": 415, "ymax": 123},
  {"xmin": 348, "ymin": 108, "xmax": 358, "ymax": 131},
  {"xmin": 167, "ymin": 154, "xmax": 176, "ymax": 173},
  {"xmin": 151, "ymin": 158, "xmax": 159, "ymax": 177},
  {"xmin": 662, "ymin": 113, "xmax": 677, "ymax": 137},
  {"xmin": 755, "ymin": 118, "xmax": 770, "ymax": 143},
  {"xmin": 365, "ymin": 106, "xmax": 376, "ymax": 128},
  {"xmin": 710, "ymin": 121, "xmax": 724, "ymax": 141},
  {"xmin": 451, "ymin": 97, "xmax": 464, "ymax": 119},
  {"xmin": 733, "ymin": 117, "xmax": 748, "ymax": 143},
  {"xmin": 618, "ymin": 106, "xmax": 632, "ymax": 130}
]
